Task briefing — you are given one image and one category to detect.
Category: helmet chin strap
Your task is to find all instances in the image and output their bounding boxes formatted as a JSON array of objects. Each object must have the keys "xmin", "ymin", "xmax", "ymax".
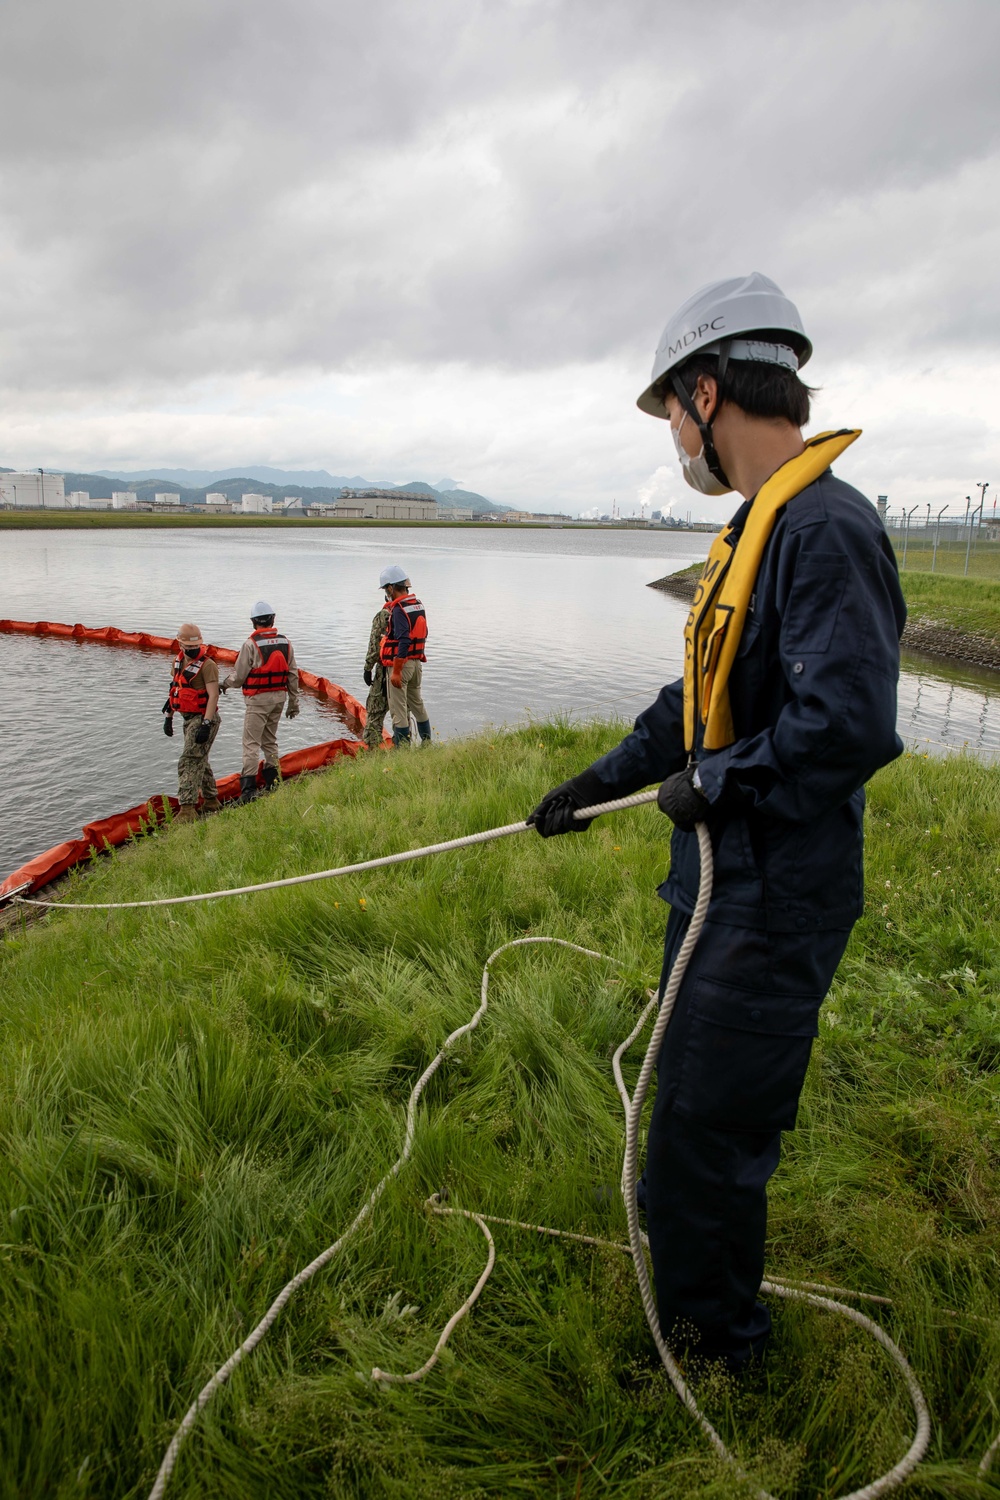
[{"xmin": 670, "ymin": 338, "xmax": 732, "ymax": 489}]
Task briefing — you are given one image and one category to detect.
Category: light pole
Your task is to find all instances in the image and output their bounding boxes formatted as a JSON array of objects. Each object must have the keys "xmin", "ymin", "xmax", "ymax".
[{"xmin": 39, "ymin": 467, "xmax": 45, "ymax": 510}]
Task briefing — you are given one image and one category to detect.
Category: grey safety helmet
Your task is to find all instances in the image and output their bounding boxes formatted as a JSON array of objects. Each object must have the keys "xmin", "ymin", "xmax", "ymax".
[
  {"xmin": 636, "ymin": 273, "xmax": 812, "ymax": 488},
  {"xmin": 379, "ymin": 564, "xmax": 409, "ymax": 589},
  {"xmin": 251, "ymin": 598, "xmax": 275, "ymax": 625}
]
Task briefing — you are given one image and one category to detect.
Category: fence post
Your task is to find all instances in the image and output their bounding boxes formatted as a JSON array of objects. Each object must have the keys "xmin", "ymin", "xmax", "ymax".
[
  {"xmin": 965, "ymin": 500, "xmax": 984, "ymax": 576},
  {"xmin": 932, "ymin": 504, "xmax": 947, "ymax": 572},
  {"xmin": 901, "ymin": 505, "xmax": 917, "ymax": 569}
]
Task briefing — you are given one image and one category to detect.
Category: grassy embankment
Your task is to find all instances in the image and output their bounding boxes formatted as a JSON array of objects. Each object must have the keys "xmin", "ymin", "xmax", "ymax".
[
  {"xmin": 655, "ymin": 564, "xmax": 1000, "ymax": 645},
  {"xmin": 900, "ymin": 574, "xmax": 1000, "ymax": 640},
  {"xmin": 1, "ymin": 726, "xmax": 999, "ymax": 1498},
  {"xmin": 892, "ymin": 543, "xmax": 1000, "ymax": 583}
]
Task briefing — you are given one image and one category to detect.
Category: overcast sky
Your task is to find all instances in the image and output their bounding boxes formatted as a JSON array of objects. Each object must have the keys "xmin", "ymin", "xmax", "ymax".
[{"xmin": 1, "ymin": 0, "xmax": 998, "ymax": 518}]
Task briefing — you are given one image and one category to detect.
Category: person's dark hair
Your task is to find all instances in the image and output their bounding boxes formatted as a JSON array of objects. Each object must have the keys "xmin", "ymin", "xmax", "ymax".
[
  {"xmin": 661, "ymin": 329, "xmax": 816, "ymax": 426},
  {"xmin": 252, "ymin": 613, "xmax": 275, "ymax": 627}
]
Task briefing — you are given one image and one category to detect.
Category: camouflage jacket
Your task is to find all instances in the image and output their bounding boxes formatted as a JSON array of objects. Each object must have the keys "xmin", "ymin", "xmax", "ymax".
[{"xmin": 365, "ymin": 606, "xmax": 390, "ymax": 673}]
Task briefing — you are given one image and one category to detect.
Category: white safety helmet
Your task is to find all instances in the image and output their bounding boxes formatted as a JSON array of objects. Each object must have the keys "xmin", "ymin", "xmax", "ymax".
[
  {"xmin": 251, "ymin": 598, "xmax": 274, "ymax": 618},
  {"xmin": 636, "ymin": 273, "xmax": 812, "ymax": 420},
  {"xmin": 379, "ymin": 564, "xmax": 409, "ymax": 589}
]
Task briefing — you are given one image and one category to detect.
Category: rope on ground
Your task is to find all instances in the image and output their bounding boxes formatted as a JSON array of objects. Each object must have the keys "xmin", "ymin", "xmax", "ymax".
[
  {"xmin": 147, "ymin": 837, "xmax": 939, "ymax": 1500},
  {"xmin": 981, "ymin": 1428, "xmax": 1000, "ymax": 1476},
  {"xmin": 373, "ymin": 831, "xmax": 931, "ymax": 1500},
  {"xmin": 15, "ymin": 791, "xmax": 659, "ymax": 911},
  {"xmin": 146, "ymin": 932, "xmax": 613, "ymax": 1499}
]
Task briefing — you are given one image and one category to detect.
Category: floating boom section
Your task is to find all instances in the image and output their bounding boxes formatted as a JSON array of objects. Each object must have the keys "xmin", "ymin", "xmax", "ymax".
[
  {"xmin": 0, "ymin": 618, "xmax": 385, "ymax": 899},
  {"xmin": 0, "ymin": 618, "xmax": 371, "ymax": 739}
]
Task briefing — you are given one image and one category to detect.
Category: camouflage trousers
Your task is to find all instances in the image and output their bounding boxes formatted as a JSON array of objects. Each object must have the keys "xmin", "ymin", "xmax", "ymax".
[
  {"xmin": 363, "ymin": 668, "xmax": 389, "ymax": 749},
  {"xmin": 178, "ymin": 714, "xmax": 220, "ymax": 805}
]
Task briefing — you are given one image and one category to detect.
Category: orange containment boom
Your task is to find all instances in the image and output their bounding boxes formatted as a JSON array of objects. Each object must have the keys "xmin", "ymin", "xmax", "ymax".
[
  {"xmin": 0, "ymin": 618, "xmax": 387, "ymax": 900},
  {"xmin": 0, "ymin": 739, "xmax": 365, "ymax": 900},
  {"xmin": 0, "ymin": 617, "xmax": 372, "ymax": 740}
]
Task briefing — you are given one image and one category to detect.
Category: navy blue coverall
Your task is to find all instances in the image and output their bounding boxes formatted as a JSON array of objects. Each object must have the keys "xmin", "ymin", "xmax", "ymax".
[{"xmin": 588, "ymin": 469, "xmax": 906, "ymax": 1368}]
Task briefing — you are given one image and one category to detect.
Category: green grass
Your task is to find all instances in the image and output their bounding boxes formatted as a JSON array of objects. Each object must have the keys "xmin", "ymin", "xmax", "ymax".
[
  {"xmin": 895, "ymin": 543, "xmax": 1000, "ymax": 583},
  {"xmin": 660, "ymin": 561, "xmax": 1000, "ymax": 641},
  {"xmin": 900, "ymin": 574, "xmax": 1000, "ymax": 639},
  {"xmin": 1, "ymin": 728, "xmax": 999, "ymax": 1498}
]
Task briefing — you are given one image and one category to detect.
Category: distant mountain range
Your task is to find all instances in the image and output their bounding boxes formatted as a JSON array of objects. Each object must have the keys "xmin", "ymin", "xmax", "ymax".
[
  {"xmin": 19, "ymin": 466, "xmax": 511, "ymax": 513},
  {"xmin": 94, "ymin": 466, "xmax": 392, "ymax": 488}
]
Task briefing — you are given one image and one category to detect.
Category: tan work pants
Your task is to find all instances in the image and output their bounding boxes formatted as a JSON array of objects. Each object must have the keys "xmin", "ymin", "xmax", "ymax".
[
  {"xmin": 242, "ymin": 692, "xmax": 285, "ymax": 775},
  {"xmin": 386, "ymin": 660, "xmax": 427, "ymax": 730}
]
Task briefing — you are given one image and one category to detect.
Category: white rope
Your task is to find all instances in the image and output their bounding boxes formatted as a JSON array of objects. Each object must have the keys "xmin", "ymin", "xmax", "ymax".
[
  {"xmin": 981, "ymin": 1428, "xmax": 1000, "ymax": 1476},
  {"xmin": 367, "ymin": 827, "xmax": 933, "ymax": 1500},
  {"xmin": 147, "ymin": 934, "xmax": 612, "ymax": 1498},
  {"xmin": 147, "ymin": 841, "xmax": 939, "ymax": 1500},
  {"xmin": 14, "ymin": 792, "xmax": 658, "ymax": 911}
]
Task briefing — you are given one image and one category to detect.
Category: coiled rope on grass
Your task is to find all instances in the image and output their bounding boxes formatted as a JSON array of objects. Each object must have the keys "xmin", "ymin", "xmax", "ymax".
[{"xmin": 144, "ymin": 807, "xmax": 954, "ymax": 1500}]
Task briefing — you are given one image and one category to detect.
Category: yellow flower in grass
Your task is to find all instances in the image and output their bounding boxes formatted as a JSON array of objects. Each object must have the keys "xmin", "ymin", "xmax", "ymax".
[{"xmin": 359, "ymin": 897, "xmax": 367, "ymax": 909}]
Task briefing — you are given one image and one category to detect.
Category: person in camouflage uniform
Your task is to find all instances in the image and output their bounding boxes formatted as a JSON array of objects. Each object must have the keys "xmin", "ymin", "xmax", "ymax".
[
  {"xmin": 162, "ymin": 623, "xmax": 222, "ymax": 824},
  {"xmin": 362, "ymin": 603, "xmax": 390, "ymax": 749}
]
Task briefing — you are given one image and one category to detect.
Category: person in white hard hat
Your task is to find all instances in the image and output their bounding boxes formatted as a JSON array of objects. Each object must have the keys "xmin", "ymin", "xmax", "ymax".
[
  {"xmin": 222, "ymin": 600, "xmax": 300, "ymax": 802},
  {"xmin": 530, "ymin": 274, "xmax": 906, "ymax": 1375},
  {"xmin": 377, "ymin": 565, "xmax": 430, "ymax": 746}
]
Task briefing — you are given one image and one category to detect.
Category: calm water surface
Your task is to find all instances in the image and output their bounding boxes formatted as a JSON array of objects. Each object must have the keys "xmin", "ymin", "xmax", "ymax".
[{"xmin": 2, "ymin": 527, "xmax": 998, "ymax": 878}]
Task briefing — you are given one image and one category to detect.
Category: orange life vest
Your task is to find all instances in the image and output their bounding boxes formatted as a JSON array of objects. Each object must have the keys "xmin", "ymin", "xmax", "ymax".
[
  {"xmin": 168, "ymin": 648, "xmax": 210, "ymax": 715},
  {"xmin": 243, "ymin": 628, "xmax": 291, "ymax": 695},
  {"xmin": 379, "ymin": 594, "xmax": 427, "ymax": 664}
]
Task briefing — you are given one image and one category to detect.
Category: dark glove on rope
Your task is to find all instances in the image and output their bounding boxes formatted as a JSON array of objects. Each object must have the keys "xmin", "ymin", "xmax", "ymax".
[
  {"xmin": 657, "ymin": 766, "xmax": 706, "ymax": 831},
  {"xmin": 528, "ymin": 767, "xmax": 609, "ymax": 838}
]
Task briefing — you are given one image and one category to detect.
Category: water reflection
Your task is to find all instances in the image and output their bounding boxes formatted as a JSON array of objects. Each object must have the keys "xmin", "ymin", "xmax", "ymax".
[
  {"xmin": 1, "ymin": 527, "xmax": 997, "ymax": 877},
  {"xmin": 897, "ymin": 650, "xmax": 1000, "ymax": 761}
]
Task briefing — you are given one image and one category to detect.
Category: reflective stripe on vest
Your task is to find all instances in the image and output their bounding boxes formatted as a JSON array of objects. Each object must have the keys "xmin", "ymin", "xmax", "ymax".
[
  {"xmin": 683, "ymin": 429, "xmax": 861, "ymax": 753},
  {"xmin": 168, "ymin": 648, "xmax": 210, "ymax": 715},
  {"xmin": 378, "ymin": 595, "xmax": 427, "ymax": 664},
  {"xmin": 243, "ymin": 629, "xmax": 291, "ymax": 695}
]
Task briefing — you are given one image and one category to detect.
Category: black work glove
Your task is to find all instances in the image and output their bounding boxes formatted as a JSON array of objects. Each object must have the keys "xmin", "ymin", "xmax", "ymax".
[
  {"xmin": 163, "ymin": 715, "xmax": 174, "ymax": 738},
  {"xmin": 194, "ymin": 719, "xmax": 211, "ymax": 745},
  {"xmin": 363, "ymin": 667, "xmax": 374, "ymax": 687},
  {"xmin": 657, "ymin": 766, "xmax": 707, "ymax": 832},
  {"xmin": 528, "ymin": 767, "xmax": 609, "ymax": 838}
]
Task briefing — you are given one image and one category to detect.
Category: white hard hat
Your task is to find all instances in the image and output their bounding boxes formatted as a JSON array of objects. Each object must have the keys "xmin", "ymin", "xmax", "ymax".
[
  {"xmin": 379, "ymin": 565, "xmax": 409, "ymax": 588},
  {"xmin": 636, "ymin": 273, "xmax": 812, "ymax": 419},
  {"xmin": 251, "ymin": 598, "xmax": 274, "ymax": 617}
]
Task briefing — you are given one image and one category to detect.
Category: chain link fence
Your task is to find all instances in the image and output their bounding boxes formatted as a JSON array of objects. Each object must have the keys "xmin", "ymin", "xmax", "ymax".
[{"xmin": 878, "ymin": 496, "xmax": 999, "ymax": 577}]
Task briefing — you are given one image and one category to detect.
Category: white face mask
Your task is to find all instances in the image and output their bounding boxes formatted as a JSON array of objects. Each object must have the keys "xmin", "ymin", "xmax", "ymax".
[{"xmin": 671, "ymin": 411, "xmax": 731, "ymax": 496}]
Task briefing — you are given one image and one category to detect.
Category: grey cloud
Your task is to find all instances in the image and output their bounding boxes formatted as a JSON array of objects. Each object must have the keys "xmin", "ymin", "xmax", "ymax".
[{"xmin": 1, "ymin": 0, "xmax": 998, "ymax": 399}]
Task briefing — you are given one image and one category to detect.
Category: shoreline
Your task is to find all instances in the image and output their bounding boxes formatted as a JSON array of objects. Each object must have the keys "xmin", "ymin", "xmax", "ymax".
[
  {"xmin": 0, "ymin": 512, "xmax": 681, "ymax": 532},
  {"xmin": 648, "ymin": 568, "xmax": 1000, "ymax": 674}
]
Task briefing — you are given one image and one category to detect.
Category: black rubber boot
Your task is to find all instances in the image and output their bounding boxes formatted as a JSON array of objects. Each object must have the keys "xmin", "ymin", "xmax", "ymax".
[
  {"xmin": 263, "ymin": 765, "xmax": 280, "ymax": 792},
  {"xmin": 239, "ymin": 774, "xmax": 259, "ymax": 805},
  {"xmin": 416, "ymin": 719, "xmax": 431, "ymax": 744},
  {"xmin": 392, "ymin": 726, "xmax": 411, "ymax": 747}
]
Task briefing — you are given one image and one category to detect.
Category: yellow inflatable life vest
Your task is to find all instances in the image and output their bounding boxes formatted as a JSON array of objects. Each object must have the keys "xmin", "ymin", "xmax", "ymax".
[{"xmin": 683, "ymin": 428, "xmax": 861, "ymax": 753}]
